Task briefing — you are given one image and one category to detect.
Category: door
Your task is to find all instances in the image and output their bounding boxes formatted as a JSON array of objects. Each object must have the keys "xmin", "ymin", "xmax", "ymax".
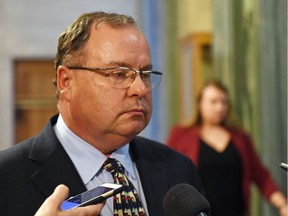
[{"xmin": 14, "ymin": 59, "xmax": 57, "ymax": 143}]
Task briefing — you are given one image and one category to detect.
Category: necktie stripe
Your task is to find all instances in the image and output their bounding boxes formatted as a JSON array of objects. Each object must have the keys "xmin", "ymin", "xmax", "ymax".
[{"xmin": 103, "ymin": 158, "xmax": 146, "ymax": 216}]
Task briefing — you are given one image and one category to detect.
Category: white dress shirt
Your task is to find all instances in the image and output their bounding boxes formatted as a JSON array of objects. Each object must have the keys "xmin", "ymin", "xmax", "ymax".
[{"xmin": 53, "ymin": 114, "xmax": 149, "ymax": 215}]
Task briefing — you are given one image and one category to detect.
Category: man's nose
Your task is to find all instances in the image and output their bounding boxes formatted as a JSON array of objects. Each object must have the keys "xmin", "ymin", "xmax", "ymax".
[{"xmin": 127, "ymin": 74, "xmax": 149, "ymax": 97}]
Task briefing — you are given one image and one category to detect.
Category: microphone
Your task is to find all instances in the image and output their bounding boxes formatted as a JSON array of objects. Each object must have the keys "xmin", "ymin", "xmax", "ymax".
[
  {"xmin": 163, "ymin": 183, "xmax": 210, "ymax": 216},
  {"xmin": 280, "ymin": 162, "xmax": 288, "ymax": 171}
]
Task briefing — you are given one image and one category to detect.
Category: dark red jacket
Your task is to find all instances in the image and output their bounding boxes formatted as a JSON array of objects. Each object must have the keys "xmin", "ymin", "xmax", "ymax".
[{"xmin": 167, "ymin": 125, "xmax": 280, "ymax": 213}]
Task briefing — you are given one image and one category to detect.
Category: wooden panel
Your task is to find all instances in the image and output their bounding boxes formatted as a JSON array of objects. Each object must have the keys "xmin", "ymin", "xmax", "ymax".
[
  {"xmin": 14, "ymin": 59, "xmax": 57, "ymax": 143},
  {"xmin": 15, "ymin": 108, "xmax": 56, "ymax": 142},
  {"xmin": 15, "ymin": 60, "xmax": 56, "ymax": 98},
  {"xmin": 178, "ymin": 33, "xmax": 213, "ymax": 121}
]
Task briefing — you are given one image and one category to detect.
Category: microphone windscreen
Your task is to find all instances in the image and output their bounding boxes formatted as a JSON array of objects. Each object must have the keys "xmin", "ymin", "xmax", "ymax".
[{"xmin": 163, "ymin": 183, "xmax": 210, "ymax": 216}]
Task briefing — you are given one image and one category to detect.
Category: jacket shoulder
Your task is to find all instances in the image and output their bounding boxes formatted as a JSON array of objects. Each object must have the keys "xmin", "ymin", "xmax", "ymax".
[{"xmin": 0, "ymin": 138, "xmax": 34, "ymax": 166}]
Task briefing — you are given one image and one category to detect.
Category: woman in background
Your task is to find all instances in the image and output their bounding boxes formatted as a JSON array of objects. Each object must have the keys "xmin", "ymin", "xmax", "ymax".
[{"xmin": 167, "ymin": 80, "xmax": 287, "ymax": 216}]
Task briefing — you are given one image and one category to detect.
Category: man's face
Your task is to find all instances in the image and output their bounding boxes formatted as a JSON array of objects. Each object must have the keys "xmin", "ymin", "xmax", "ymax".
[{"xmin": 60, "ymin": 24, "xmax": 153, "ymax": 149}]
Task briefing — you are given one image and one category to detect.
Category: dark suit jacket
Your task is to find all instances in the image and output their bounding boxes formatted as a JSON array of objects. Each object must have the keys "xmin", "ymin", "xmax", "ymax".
[{"xmin": 0, "ymin": 115, "xmax": 204, "ymax": 216}]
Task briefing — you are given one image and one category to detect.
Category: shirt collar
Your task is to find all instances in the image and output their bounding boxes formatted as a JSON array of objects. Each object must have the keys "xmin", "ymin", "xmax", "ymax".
[{"xmin": 54, "ymin": 114, "xmax": 136, "ymax": 185}]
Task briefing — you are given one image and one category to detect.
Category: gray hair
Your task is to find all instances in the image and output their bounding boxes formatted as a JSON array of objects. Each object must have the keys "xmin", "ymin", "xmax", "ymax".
[{"xmin": 53, "ymin": 11, "xmax": 138, "ymax": 93}]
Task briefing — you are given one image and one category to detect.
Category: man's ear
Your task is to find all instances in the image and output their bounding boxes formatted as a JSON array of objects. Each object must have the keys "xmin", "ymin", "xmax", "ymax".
[{"xmin": 57, "ymin": 66, "xmax": 72, "ymax": 101}]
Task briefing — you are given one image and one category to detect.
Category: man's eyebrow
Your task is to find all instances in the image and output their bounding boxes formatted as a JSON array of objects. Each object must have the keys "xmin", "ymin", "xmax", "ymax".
[
  {"xmin": 141, "ymin": 64, "xmax": 153, "ymax": 70},
  {"xmin": 108, "ymin": 62, "xmax": 153, "ymax": 70}
]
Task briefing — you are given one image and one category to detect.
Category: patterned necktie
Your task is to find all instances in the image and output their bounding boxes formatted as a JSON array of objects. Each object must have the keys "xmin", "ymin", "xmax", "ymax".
[{"xmin": 103, "ymin": 158, "xmax": 146, "ymax": 216}]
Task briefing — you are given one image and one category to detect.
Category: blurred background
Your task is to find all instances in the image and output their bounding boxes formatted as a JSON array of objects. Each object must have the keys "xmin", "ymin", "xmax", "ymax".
[{"xmin": 0, "ymin": 0, "xmax": 286, "ymax": 215}]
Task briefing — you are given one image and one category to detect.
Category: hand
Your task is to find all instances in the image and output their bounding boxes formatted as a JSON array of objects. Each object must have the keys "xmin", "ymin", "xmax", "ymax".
[
  {"xmin": 279, "ymin": 204, "xmax": 287, "ymax": 216},
  {"xmin": 270, "ymin": 191, "xmax": 287, "ymax": 216},
  {"xmin": 35, "ymin": 184, "xmax": 104, "ymax": 216}
]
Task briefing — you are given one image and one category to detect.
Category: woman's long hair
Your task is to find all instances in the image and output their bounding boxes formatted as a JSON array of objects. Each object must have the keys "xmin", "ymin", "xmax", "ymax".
[{"xmin": 181, "ymin": 80, "xmax": 238, "ymax": 129}]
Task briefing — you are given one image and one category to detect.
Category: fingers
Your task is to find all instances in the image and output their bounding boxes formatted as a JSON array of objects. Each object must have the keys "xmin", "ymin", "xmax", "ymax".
[
  {"xmin": 34, "ymin": 184, "xmax": 69, "ymax": 216},
  {"xmin": 49, "ymin": 185, "xmax": 69, "ymax": 209},
  {"xmin": 70, "ymin": 203, "xmax": 105, "ymax": 216},
  {"xmin": 279, "ymin": 205, "xmax": 287, "ymax": 216},
  {"xmin": 35, "ymin": 185, "xmax": 105, "ymax": 216}
]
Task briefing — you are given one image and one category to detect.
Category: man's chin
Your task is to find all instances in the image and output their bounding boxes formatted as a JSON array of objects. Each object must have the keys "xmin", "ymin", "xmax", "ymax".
[{"xmin": 123, "ymin": 122, "xmax": 146, "ymax": 136}]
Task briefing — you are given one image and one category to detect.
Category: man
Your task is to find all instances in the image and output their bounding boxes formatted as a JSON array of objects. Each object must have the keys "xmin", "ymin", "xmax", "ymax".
[{"xmin": 0, "ymin": 11, "xmax": 203, "ymax": 216}]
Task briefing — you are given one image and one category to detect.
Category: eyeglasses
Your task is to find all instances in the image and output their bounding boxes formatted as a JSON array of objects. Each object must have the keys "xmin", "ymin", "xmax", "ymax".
[{"xmin": 67, "ymin": 66, "xmax": 163, "ymax": 89}]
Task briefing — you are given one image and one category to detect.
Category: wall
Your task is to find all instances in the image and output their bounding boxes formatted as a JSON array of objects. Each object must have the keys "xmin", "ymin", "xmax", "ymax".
[
  {"xmin": 212, "ymin": 0, "xmax": 287, "ymax": 215},
  {"xmin": 178, "ymin": 0, "xmax": 212, "ymax": 38},
  {"xmin": 166, "ymin": 0, "xmax": 213, "ymax": 128}
]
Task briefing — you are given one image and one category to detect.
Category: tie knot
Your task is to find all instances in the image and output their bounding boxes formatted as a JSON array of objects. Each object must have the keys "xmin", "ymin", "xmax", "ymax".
[{"xmin": 103, "ymin": 158, "xmax": 125, "ymax": 175}]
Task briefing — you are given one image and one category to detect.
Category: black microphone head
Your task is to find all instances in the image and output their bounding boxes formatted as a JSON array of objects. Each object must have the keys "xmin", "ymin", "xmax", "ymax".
[{"xmin": 163, "ymin": 183, "xmax": 210, "ymax": 216}]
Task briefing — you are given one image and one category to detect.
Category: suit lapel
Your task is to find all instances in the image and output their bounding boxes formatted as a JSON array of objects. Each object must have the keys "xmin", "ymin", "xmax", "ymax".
[
  {"xmin": 130, "ymin": 137, "xmax": 168, "ymax": 215},
  {"xmin": 29, "ymin": 115, "xmax": 86, "ymax": 198}
]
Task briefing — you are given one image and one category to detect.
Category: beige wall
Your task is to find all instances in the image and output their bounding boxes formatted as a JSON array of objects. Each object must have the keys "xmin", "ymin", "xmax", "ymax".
[
  {"xmin": 166, "ymin": 0, "xmax": 213, "ymax": 127},
  {"xmin": 177, "ymin": 0, "xmax": 213, "ymax": 37}
]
